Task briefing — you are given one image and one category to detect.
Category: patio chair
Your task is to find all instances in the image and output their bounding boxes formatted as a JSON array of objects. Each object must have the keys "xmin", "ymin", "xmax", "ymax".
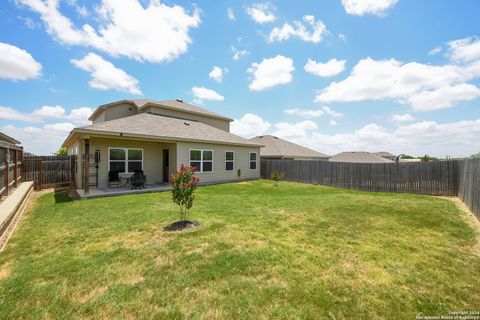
[
  {"xmin": 130, "ymin": 171, "xmax": 146, "ymax": 189},
  {"xmin": 108, "ymin": 171, "xmax": 121, "ymax": 187}
]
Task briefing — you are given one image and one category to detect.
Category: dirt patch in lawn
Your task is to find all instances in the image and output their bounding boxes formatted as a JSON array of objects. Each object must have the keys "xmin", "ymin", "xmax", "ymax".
[
  {"xmin": 0, "ymin": 262, "xmax": 11, "ymax": 279},
  {"xmin": 164, "ymin": 220, "xmax": 200, "ymax": 232}
]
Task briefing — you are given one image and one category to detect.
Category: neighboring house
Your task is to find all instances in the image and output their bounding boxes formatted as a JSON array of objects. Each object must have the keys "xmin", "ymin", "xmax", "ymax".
[
  {"xmin": 0, "ymin": 132, "xmax": 21, "ymax": 146},
  {"xmin": 249, "ymin": 135, "xmax": 329, "ymax": 160},
  {"xmin": 374, "ymin": 151, "xmax": 397, "ymax": 161},
  {"xmin": 330, "ymin": 152, "xmax": 394, "ymax": 163},
  {"xmin": 62, "ymin": 99, "xmax": 263, "ymax": 192}
]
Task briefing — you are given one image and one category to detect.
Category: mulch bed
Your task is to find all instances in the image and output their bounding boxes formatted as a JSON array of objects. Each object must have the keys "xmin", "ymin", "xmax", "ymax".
[{"xmin": 164, "ymin": 220, "xmax": 201, "ymax": 232}]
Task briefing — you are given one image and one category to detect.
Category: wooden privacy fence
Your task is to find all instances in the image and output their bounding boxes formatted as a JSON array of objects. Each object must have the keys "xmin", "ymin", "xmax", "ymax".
[
  {"xmin": 457, "ymin": 158, "xmax": 480, "ymax": 219},
  {"xmin": 23, "ymin": 155, "xmax": 76, "ymax": 190},
  {"xmin": 0, "ymin": 143, "xmax": 23, "ymax": 198},
  {"xmin": 262, "ymin": 159, "xmax": 459, "ymax": 196}
]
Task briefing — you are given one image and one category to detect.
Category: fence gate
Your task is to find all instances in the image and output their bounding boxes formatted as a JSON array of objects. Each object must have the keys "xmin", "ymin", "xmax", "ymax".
[{"xmin": 23, "ymin": 155, "xmax": 76, "ymax": 190}]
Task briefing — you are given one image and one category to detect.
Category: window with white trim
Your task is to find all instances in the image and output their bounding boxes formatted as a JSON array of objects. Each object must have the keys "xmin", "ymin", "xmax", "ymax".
[
  {"xmin": 190, "ymin": 149, "xmax": 213, "ymax": 172},
  {"xmin": 108, "ymin": 148, "xmax": 143, "ymax": 173},
  {"xmin": 249, "ymin": 152, "xmax": 257, "ymax": 170},
  {"xmin": 225, "ymin": 151, "xmax": 234, "ymax": 171}
]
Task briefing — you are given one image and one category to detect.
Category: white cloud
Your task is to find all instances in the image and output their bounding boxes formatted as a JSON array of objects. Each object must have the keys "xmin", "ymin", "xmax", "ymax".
[
  {"xmin": 428, "ymin": 47, "xmax": 442, "ymax": 56},
  {"xmin": 227, "ymin": 7, "xmax": 236, "ymax": 21},
  {"xmin": 338, "ymin": 33, "xmax": 347, "ymax": 42},
  {"xmin": 71, "ymin": 53, "xmax": 142, "ymax": 95},
  {"xmin": 284, "ymin": 106, "xmax": 343, "ymax": 118},
  {"xmin": 245, "ymin": 2, "xmax": 276, "ymax": 24},
  {"xmin": 191, "ymin": 87, "xmax": 224, "ymax": 104},
  {"xmin": 0, "ymin": 42, "xmax": 42, "ymax": 80},
  {"xmin": 314, "ymin": 57, "xmax": 480, "ymax": 111},
  {"xmin": 341, "ymin": 0, "xmax": 399, "ymax": 16},
  {"xmin": 231, "ymin": 113, "xmax": 271, "ymax": 137},
  {"xmin": 209, "ymin": 66, "xmax": 226, "ymax": 83},
  {"xmin": 446, "ymin": 36, "xmax": 480, "ymax": 63},
  {"xmin": 32, "ymin": 105, "xmax": 65, "ymax": 118},
  {"xmin": 0, "ymin": 105, "xmax": 93, "ymax": 124},
  {"xmin": 231, "ymin": 46, "xmax": 250, "ymax": 61},
  {"xmin": 389, "ymin": 113, "xmax": 414, "ymax": 122},
  {"xmin": 0, "ymin": 122, "xmax": 74, "ymax": 155},
  {"xmin": 248, "ymin": 55, "xmax": 295, "ymax": 91},
  {"xmin": 273, "ymin": 120, "xmax": 317, "ymax": 138},
  {"xmin": 17, "ymin": 0, "xmax": 200, "ymax": 63},
  {"xmin": 269, "ymin": 118, "xmax": 480, "ymax": 158},
  {"xmin": 329, "ymin": 120, "xmax": 338, "ymax": 127},
  {"xmin": 268, "ymin": 15, "xmax": 328, "ymax": 43},
  {"xmin": 304, "ymin": 58, "xmax": 346, "ymax": 77}
]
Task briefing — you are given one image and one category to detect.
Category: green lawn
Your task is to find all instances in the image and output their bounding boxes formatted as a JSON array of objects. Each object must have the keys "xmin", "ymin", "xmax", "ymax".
[{"xmin": 1, "ymin": 180, "xmax": 479, "ymax": 319}]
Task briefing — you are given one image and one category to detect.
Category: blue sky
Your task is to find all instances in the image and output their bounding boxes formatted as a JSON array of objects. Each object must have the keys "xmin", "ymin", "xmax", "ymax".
[{"xmin": 1, "ymin": 0, "xmax": 479, "ymax": 157}]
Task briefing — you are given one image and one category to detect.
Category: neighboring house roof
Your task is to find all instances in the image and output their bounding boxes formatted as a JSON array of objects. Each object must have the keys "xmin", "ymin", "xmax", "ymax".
[
  {"xmin": 0, "ymin": 132, "xmax": 20, "ymax": 145},
  {"xmin": 88, "ymin": 99, "xmax": 232, "ymax": 122},
  {"xmin": 63, "ymin": 113, "xmax": 262, "ymax": 148},
  {"xmin": 374, "ymin": 151, "xmax": 396, "ymax": 158},
  {"xmin": 330, "ymin": 152, "xmax": 394, "ymax": 163},
  {"xmin": 249, "ymin": 135, "xmax": 329, "ymax": 159}
]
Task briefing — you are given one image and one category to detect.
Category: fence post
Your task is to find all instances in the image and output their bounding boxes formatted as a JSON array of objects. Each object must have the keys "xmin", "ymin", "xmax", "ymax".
[
  {"xmin": 38, "ymin": 159, "xmax": 43, "ymax": 190},
  {"xmin": 4, "ymin": 146, "xmax": 9, "ymax": 195},
  {"xmin": 13, "ymin": 149, "xmax": 18, "ymax": 187}
]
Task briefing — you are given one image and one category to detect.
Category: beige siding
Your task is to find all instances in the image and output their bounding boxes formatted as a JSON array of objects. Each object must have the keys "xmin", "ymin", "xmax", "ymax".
[
  {"xmin": 89, "ymin": 137, "xmax": 175, "ymax": 187},
  {"xmin": 176, "ymin": 141, "xmax": 260, "ymax": 182},
  {"xmin": 143, "ymin": 106, "xmax": 230, "ymax": 131},
  {"xmin": 102, "ymin": 103, "xmax": 137, "ymax": 122},
  {"xmin": 92, "ymin": 110, "xmax": 106, "ymax": 124},
  {"xmin": 67, "ymin": 140, "xmax": 82, "ymax": 189}
]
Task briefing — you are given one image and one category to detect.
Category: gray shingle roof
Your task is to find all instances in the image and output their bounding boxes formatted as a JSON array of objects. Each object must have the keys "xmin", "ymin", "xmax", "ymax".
[
  {"xmin": 0, "ymin": 132, "xmax": 20, "ymax": 145},
  {"xmin": 249, "ymin": 135, "xmax": 329, "ymax": 159},
  {"xmin": 90, "ymin": 99, "xmax": 232, "ymax": 121},
  {"xmin": 330, "ymin": 152, "xmax": 394, "ymax": 163},
  {"xmin": 374, "ymin": 151, "xmax": 396, "ymax": 158},
  {"xmin": 73, "ymin": 113, "xmax": 261, "ymax": 147}
]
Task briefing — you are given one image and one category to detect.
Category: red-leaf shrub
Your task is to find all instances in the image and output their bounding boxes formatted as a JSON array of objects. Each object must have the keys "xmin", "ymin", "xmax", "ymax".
[{"xmin": 170, "ymin": 164, "xmax": 200, "ymax": 221}]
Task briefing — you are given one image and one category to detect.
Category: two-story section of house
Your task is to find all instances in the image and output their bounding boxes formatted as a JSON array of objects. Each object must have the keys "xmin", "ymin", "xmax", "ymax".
[{"xmin": 62, "ymin": 99, "xmax": 263, "ymax": 194}]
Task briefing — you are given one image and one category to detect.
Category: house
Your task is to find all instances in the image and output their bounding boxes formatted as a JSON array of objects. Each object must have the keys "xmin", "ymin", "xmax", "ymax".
[
  {"xmin": 249, "ymin": 135, "xmax": 329, "ymax": 160},
  {"xmin": 374, "ymin": 151, "xmax": 397, "ymax": 161},
  {"xmin": 0, "ymin": 132, "xmax": 21, "ymax": 147},
  {"xmin": 62, "ymin": 99, "xmax": 263, "ymax": 194},
  {"xmin": 330, "ymin": 152, "xmax": 394, "ymax": 163}
]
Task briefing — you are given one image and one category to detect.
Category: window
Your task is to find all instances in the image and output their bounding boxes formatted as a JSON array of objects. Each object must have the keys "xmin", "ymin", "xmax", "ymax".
[
  {"xmin": 189, "ymin": 149, "xmax": 213, "ymax": 173},
  {"xmin": 249, "ymin": 152, "xmax": 257, "ymax": 170},
  {"xmin": 225, "ymin": 151, "xmax": 234, "ymax": 171},
  {"xmin": 108, "ymin": 148, "xmax": 143, "ymax": 173}
]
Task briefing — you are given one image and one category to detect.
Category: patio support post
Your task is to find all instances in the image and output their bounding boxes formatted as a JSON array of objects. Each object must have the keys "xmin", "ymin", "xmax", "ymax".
[{"xmin": 84, "ymin": 138, "xmax": 90, "ymax": 194}]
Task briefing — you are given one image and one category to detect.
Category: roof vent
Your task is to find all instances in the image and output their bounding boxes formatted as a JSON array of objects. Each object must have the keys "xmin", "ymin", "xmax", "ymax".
[
  {"xmin": 176, "ymin": 98, "xmax": 183, "ymax": 103},
  {"xmin": 184, "ymin": 122, "xmax": 190, "ymax": 126}
]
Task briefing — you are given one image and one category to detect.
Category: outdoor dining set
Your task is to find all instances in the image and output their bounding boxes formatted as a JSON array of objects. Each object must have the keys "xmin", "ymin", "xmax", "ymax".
[{"xmin": 108, "ymin": 171, "xmax": 147, "ymax": 189}]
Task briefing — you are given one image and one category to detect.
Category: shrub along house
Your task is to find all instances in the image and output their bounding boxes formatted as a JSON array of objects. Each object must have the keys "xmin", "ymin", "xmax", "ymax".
[{"xmin": 62, "ymin": 99, "xmax": 262, "ymax": 197}]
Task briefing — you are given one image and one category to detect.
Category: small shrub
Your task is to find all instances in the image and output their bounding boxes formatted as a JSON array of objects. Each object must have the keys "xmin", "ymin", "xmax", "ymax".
[
  {"xmin": 237, "ymin": 169, "xmax": 241, "ymax": 177},
  {"xmin": 271, "ymin": 171, "xmax": 285, "ymax": 186},
  {"xmin": 170, "ymin": 164, "xmax": 200, "ymax": 221}
]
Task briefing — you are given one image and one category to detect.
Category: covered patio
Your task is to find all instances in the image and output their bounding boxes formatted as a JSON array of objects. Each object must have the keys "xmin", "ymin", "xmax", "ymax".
[{"xmin": 75, "ymin": 182, "xmax": 171, "ymax": 199}]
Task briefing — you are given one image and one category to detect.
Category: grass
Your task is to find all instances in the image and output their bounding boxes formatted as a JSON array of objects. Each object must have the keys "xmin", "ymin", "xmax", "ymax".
[{"xmin": 0, "ymin": 180, "xmax": 479, "ymax": 319}]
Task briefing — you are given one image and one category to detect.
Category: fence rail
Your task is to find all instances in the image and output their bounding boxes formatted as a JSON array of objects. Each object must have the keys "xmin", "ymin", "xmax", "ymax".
[
  {"xmin": 23, "ymin": 155, "xmax": 75, "ymax": 190},
  {"xmin": 0, "ymin": 145, "xmax": 23, "ymax": 198},
  {"xmin": 262, "ymin": 158, "xmax": 480, "ymax": 220}
]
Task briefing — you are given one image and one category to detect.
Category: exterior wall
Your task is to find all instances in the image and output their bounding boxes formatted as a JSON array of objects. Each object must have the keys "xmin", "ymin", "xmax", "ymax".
[
  {"xmin": 92, "ymin": 110, "xmax": 106, "ymax": 124},
  {"xmin": 143, "ymin": 106, "xmax": 230, "ymax": 132},
  {"xmin": 89, "ymin": 137, "xmax": 175, "ymax": 188},
  {"xmin": 176, "ymin": 141, "xmax": 260, "ymax": 182},
  {"xmin": 92, "ymin": 103, "xmax": 137, "ymax": 123}
]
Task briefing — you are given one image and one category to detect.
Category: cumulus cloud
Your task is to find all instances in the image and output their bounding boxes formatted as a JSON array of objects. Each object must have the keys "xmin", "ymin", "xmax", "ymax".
[
  {"xmin": 0, "ymin": 42, "xmax": 42, "ymax": 80},
  {"xmin": 284, "ymin": 106, "xmax": 343, "ymax": 118},
  {"xmin": 272, "ymin": 120, "xmax": 317, "ymax": 138},
  {"xmin": 389, "ymin": 113, "xmax": 414, "ymax": 122},
  {"xmin": 71, "ymin": 53, "xmax": 142, "ymax": 95},
  {"xmin": 446, "ymin": 36, "xmax": 480, "ymax": 63},
  {"xmin": 268, "ymin": 15, "xmax": 328, "ymax": 43},
  {"xmin": 428, "ymin": 47, "xmax": 442, "ymax": 56},
  {"xmin": 271, "ymin": 119, "xmax": 480, "ymax": 158},
  {"xmin": 245, "ymin": 2, "xmax": 276, "ymax": 24},
  {"xmin": 0, "ymin": 105, "xmax": 93, "ymax": 124},
  {"xmin": 329, "ymin": 120, "xmax": 338, "ymax": 127},
  {"xmin": 341, "ymin": 0, "xmax": 399, "ymax": 16},
  {"xmin": 230, "ymin": 113, "xmax": 271, "ymax": 137},
  {"xmin": 209, "ymin": 66, "xmax": 226, "ymax": 83},
  {"xmin": 227, "ymin": 7, "xmax": 236, "ymax": 21},
  {"xmin": 304, "ymin": 58, "xmax": 346, "ymax": 77},
  {"xmin": 314, "ymin": 57, "xmax": 480, "ymax": 111},
  {"xmin": 248, "ymin": 55, "xmax": 295, "ymax": 91},
  {"xmin": 17, "ymin": 0, "xmax": 200, "ymax": 63},
  {"xmin": 191, "ymin": 86, "xmax": 224, "ymax": 105},
  {"xmin": 231, "ymin": 46, "xmax": 250, "ymax": 61}
]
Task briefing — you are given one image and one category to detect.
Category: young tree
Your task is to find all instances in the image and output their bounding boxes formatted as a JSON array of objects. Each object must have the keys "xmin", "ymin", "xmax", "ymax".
[
  {"xmin": 170, "ymin": 164, "xmax": 200, "ymax": 221},
  {"xmin": 271, "ymin": 171, "xmax": 285, "ymax": 187},
  {"xmin": 54, "ymin": 147, "xmax": 68, "ymax": 156}
]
